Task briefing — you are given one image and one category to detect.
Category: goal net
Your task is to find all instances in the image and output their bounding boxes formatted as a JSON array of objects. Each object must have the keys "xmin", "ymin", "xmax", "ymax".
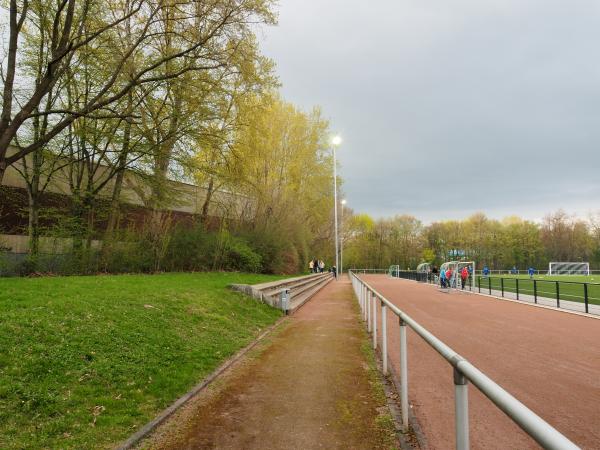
[
  {"xmin": 416, "ymin": 262, "xmax": 431, "ymax": 273},
  {"xmin": 439, "ymin": 261, "xmax": 475, "ymax": 289},
  {"xmin": 388, "ymin": 265, "xmax": 400, "ymax": 277},
  {"xmin": 548, "ymin": 262, "xmax": 589, "ymax": 275}
]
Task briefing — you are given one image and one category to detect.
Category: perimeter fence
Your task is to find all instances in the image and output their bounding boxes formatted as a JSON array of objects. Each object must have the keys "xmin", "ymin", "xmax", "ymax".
[
  {"xmin": 350, "ymin": 271, "xmax": 579, "ymax": 450},
  {"xmin": 388, "ymin": 270, "xmax": 600, "ymax": 316}
]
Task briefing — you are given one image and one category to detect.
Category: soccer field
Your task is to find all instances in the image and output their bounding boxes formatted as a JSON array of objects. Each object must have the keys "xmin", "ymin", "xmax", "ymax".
[{"xmin": 475, "ymin": 274, "xmax": 600, "ymax": 305}]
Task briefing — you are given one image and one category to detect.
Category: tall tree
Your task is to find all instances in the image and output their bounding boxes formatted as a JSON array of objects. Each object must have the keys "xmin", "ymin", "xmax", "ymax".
[{"xmin": 0, "ymin": 0, "xmax": 276, "ymax": 183}]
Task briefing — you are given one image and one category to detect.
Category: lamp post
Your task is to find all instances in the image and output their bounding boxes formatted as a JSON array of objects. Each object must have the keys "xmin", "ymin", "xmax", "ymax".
[
  {"xmin": 332, "ymin": 135, "xmax": 342, "ymax": 278},
  {"xmin": 340, "ymin": 199, "xmax": 347, "ymax": 275}
]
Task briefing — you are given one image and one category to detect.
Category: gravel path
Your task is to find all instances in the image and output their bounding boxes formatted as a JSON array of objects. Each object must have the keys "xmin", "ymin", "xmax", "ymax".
[{"xmin": 138, "ymin": 277, "xmax": 398, "ymax": 449}]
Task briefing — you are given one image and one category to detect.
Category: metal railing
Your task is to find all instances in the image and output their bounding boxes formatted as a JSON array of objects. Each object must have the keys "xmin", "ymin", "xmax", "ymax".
[
  {"xmin": 474, "ymin": 276, "xmax": 599, "ymax": 315},
  {"xmin": 390, "ymin": 270, "xmax": 599, "ymax": 316},
  {"xmin": 349, "ymin": 268, "xmax": 388, "ymax": 274},
  {"xmin": 475, "ymin": 269, "xmax": 600, "ymax": 276},
  {"xmin": 350, "ymin": 271, "xmax": 579, "ymax": 450},
  {"xmin": 390, "ymin": 269, "xmax": 429, "ymax": 282}
]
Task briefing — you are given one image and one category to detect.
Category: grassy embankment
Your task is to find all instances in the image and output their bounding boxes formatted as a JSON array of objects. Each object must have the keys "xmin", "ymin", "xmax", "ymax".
[
  {"xmin": 475, "ymin": 274, "xmax": 600, "ymax": 304},
  {"xmin": 0, "ymin": 272, "xmax": 284, "ymax": 449}
]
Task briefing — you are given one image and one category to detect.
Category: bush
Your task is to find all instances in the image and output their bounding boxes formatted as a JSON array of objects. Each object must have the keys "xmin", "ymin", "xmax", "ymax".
[
  {"xmin": 239, "ymin": 229, "xmax": 302, "ymax": 274},
  {"xmin": 1, "ymin": 223, "xmax": 302, "ymax": 277},
  {"xmin": 218, "ymin": 233, "xmax": 262, "ymax": 272},
  {"xmin": 163, "ymin": 224, "xmax": 212, "ymax": 272}
]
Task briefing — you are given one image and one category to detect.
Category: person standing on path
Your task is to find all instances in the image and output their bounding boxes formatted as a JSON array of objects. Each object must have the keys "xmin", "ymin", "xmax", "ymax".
[
  {"xmin": 461, "ymin": 266, "xmax": 469, "ymax": 290},
  {"xmin": 309, "ymin": 260, "xmax": 314, "ymax": 273},
  {"xmin": 440, "ymin": 267, "xmax": 447, "ymax": 288}
]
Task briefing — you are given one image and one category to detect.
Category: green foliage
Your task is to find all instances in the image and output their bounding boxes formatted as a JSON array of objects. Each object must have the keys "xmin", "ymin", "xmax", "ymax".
[
  {"xmin": 211, "ymin": 231, "xmax": 263, "ymax": 273},
  {"xmin": 0, "ymin": 272, "xmax": 283, "ymax": 449},
  {"xmin": 422, "ymin": 248, "xmax": 436, "ymax": 263},
  {"xmin": 238, "ymin": 228, "xmax": 299, "ymax": 274},
  {"xmin": 342, "ymin": 210, "xmax": 600, "ymax": 271}
]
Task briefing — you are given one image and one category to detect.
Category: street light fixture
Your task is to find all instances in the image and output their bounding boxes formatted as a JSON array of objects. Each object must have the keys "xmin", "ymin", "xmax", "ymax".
[
  {"xmin": 341, "ymin": 199, "xmax": 347, "ymax": 275},
  {"xmin": 332, "ymin": 135, "xmax": 342, "ymax": 278}
]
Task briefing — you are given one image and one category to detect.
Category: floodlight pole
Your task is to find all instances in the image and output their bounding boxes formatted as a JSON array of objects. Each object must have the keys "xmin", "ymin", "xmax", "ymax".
[
  {"xmin": 333, "ymin": 144, "xmax": 339, "ymax": 278},
  {"xmin": 340, "ymin": 200, "xmax": 346, "ymax": 275}
]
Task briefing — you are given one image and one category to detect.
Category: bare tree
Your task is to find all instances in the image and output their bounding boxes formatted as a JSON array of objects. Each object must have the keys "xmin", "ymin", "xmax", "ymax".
[{"xmin": 0, "ymin": 0, "xmax": 276, "ymax": 183}]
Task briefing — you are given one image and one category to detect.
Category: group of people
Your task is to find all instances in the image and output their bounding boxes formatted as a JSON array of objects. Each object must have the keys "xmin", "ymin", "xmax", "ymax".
[
  {"xmin": 482, "ymin": 265, "xmax": 536, "ymax": 279},
  {"xmin": 308, "ymin": 259, "xmax": 326, "ymax": 273},
  {"xmin": 439, "ymin": 265, "xmax": 472, "ymax": 290},
  {"xmin": 308, "ymin": 259, "xmax": 337, "ymax": 278}
]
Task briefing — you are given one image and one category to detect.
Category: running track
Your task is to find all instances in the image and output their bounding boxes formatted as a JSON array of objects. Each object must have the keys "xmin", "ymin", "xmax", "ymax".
[{"xmin": 361, "ymin": 275, "xmax": 600, "ymax": 449}]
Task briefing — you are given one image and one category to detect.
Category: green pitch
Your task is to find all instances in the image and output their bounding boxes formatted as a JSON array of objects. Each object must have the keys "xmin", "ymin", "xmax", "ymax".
[{"xmin": 475, "ymin": 274, "xmax": 600, "ymax": 305}]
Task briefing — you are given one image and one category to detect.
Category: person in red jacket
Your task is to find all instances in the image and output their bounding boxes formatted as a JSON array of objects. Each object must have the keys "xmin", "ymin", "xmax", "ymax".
[
  {"xmin": 446, "ymin": 268, "xmax": 453, "ymax": 288},
  {"xmin": 461, "ymin": 266, "xmax": 469, "ymax": 290}
]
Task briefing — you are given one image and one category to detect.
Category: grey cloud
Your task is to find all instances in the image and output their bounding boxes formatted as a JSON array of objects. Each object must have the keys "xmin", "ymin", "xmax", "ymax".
[{"xmin": 260, "ymin": 0, "xmax": 600, "ymax": 222}]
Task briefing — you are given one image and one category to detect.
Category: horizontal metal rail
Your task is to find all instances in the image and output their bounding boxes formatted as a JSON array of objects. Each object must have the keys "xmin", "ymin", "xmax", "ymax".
[
  {"xmin": 350, "ymin": 271, "xmax": 580, "ymax": 450},
  {"xmin": 390, "ymin": 270, "xmax": 599, "ymax": 315},
  {"xmin": 348, "ymin": 267, "xmax": 388, "ymax": 274}
]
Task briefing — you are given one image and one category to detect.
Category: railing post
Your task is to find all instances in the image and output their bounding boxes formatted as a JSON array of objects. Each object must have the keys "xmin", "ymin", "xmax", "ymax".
[
  {"xmin": 382, "ymin": 301, "xmax": 388, "ymax": 374},
  {"xmin": 372, "ymin": 291, "xmax": 377, "ymax": 349},
  {"xmin": 534, "ymin": 280, "xmax": 537, "ymax": 303},
  {"xmin": 399, "ymin": 318, "xmax": 409, "ymax": 430},
  {"xmin": 488, "ymin": 276, "xmax": 491, "ymax": 295},
  {"xmin": 501, "ymin": 277, "xmax": 504, "ymax": 297},
  {"xmin": 454, "ymin": 367, "xmax": 469, "ymax": 450},
  {"xmin": 516, "ymin": 278, "xmax": 519, "ymax": 300},
  {"xmin": 478, "ymin": 276, "xmax": 481, "ymax": 293},
  {"xmin": 359, "ymin": 283, "xmax": 362, "ymax": 311},
  {"xmin": 584, "ymin": 283, "xmax": 589, "ymax": 314},
  {"xmin": 364, "ymin": 286, "xmax": 368, "ymax": 322},
  {"xmin": 367, "ymin": 289, "xmax": 373, "ymax": 333},
  {"xmin": 556, "ymin": 281, "xmax": 560, "ymax": 308},
  {"xmin": 361, "ymin": 284, "xmax": 365, "ymax": 314}
]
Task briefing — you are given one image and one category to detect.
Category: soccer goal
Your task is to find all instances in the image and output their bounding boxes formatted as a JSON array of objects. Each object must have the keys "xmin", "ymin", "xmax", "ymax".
[
  {"xmin": 388, "ymin": 265, "xmax": 400, "ymax": 277},
  {"xmin": 548, "ymin": 262, "xmax": 590, "ymax": 275},
  {"xmin": 416, "ymin": 262, "xmax": 431, "ymax": 273},
  {"xmin": 439, "ymin": 261, "xmax": 476, "ymax": 289}
]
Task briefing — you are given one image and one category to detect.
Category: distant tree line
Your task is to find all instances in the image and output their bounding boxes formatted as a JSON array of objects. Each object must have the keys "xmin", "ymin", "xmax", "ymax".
[
  {"xmin": 0, "ymin": 0, "xmax": 336, "ymax": 275},
  {"xmin": 342, "ymin": 210, "xmax": 600, "ymax": 271}
]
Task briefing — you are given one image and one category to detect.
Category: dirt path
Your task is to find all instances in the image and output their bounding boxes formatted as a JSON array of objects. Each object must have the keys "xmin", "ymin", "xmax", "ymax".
[
  {"xmin": 137, "ymin": 277, "xmax": 397, "ymax": 450},
  {"xmin": 363, "ymin": 275, "xmax": 600, "ymax": 450}
]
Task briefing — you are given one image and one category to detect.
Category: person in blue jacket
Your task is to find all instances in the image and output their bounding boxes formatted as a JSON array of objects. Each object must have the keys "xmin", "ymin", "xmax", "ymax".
[
  {"xmin": 483, "ymin": 265, "xmax": 490, "ymax": 277},
  {"xmin": 440, "ymin": 267, "xmax": 447, "ymax": 288},
  {"xmin": 528, "ymin": 267, "xmax": 535, "ymax": 279}
]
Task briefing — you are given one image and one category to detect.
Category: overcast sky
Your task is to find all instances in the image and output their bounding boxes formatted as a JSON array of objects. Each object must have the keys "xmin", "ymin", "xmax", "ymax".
[{"xmin": 259, "ymin": 0, "xmax": 600, "ymax": 223}]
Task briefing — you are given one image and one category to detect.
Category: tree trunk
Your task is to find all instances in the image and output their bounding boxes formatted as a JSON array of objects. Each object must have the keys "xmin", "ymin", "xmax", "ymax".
[
  {"xmin": 106, "ymin": 162, "xmax": 126, "ymax": 235},
  {"xmin": 28, "ymin": 193, "xmax": 40, "ymax": 258},
  {"xmin": 200, "ymin": 177, "xmax": 215, "ymax": 226},
  {"xmin": 105, "ymin": 91, "xmax": 133, "ymax": 236},
  {"xmin": 0, "ymin": 161, "xmax": 6, "ymax": 185}
]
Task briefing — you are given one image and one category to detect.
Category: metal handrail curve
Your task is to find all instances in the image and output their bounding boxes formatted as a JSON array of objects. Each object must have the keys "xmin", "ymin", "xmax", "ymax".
[{"xmin": 350, "ymin": 270, "xmax": 579, "ymax": 450}]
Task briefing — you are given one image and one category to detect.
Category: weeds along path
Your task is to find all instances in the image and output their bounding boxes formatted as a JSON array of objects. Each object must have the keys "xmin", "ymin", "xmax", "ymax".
[
  {"xmin": 363, "ymin": 274, "xmax": 600, "ymax": 450},
  {"xmin": 137, "ymin": 277, "xmax": 398, "ymax": 450}
]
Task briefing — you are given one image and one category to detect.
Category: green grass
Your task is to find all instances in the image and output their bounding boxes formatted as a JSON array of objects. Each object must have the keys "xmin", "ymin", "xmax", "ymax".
[
  {"xmin": 474, "ymin": 274, "xmax": 600, "ymax": 305},
  {"xmin": 0, "ymin": 272, "xmax": 285, "ymax": 449}
]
